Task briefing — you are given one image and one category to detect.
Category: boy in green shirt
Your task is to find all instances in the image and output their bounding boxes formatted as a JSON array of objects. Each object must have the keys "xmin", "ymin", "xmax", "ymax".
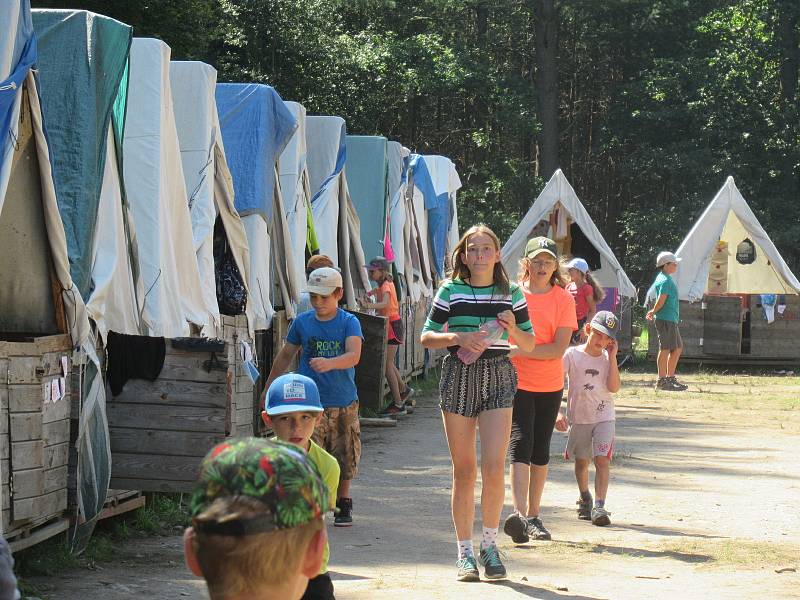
[
  {"xmin": 263, "ymin": 374, "xmax": 340, "ymax": 600},
  {"xmin": 646, "ymin": 251, "xmax": 688, "ymax": 391}
]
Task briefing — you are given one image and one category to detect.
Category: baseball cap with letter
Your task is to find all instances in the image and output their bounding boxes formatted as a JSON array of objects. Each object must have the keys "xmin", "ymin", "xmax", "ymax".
[
  {"xmin": 307, "ymin": 267, "xmax": 343, "ymax": 295},
  {"xmin": 266, "ymin": 373, "xmax": 323, "ymax": 416},
  {"xmin": 525, "ymin": 236, "xmax": 558, "ymax": 259},
  {"xmin": 590, "ymin": 310, "xmax": 619, "ymax": 339}
]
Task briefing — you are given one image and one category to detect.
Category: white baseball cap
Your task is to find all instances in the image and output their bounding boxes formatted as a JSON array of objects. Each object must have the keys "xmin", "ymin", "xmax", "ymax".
[
  {"xmin": 656, "ymin": 251, "xmax": 682, "ymax": 267},
  {"xmin": 566, "ymin": 257, "xmax": 589, "ymax": 273},
  {"xmin": 307, "ymin": 267, "xmax": 343, "ymax": 295}
]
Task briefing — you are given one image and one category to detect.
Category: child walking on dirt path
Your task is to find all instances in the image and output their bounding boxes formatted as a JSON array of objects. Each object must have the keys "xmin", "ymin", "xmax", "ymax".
[
  {"xmin": 185, "ymin": 438, "xmax": 330, "ymax": 600},
  {"xmin": 504, "ymin": 237, "xmax": 577, "ymax": 546},
  {"xmin": 558, "ymin": 310, "xmax": 621, "ymax": 527},
  {"xmin": 421, "ymin": 224, "xmax": 535, "ymax": 583},
  {"xmin": 358, "ymin": 256, "xmax": 414, "ymax": 417},
  {"xmin": 566, "ymin": 257, "xmax": 605, "ymax": 344},
  {"xmin": 265, "ymin": 267, "xmax": 363, "ymax": 528},
  {"xmin": 646, "ymin": 251, "xmax": 688, "ymax": 391},
  {"xmin": 263, "ymin": 374, "xmax": 340, "ymax": 600}
]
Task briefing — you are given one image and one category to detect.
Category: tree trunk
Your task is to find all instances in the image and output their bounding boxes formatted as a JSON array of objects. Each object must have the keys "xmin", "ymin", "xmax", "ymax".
[{"xmin": 533, "ymin": 0, "xmax": 560, "ymax": 180}]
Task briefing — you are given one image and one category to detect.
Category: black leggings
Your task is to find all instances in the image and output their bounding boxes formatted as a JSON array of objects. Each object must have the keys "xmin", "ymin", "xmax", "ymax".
[{"xmin": 508, "ymin": 389, "xmax": 563, "ymax": 466}]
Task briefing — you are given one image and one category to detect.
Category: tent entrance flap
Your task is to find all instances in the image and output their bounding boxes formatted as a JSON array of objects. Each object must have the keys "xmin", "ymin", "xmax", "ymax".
[
  {"xmin": 0, "ymin": 87, "xmax": 59, "ymax": 337},
  {"xmin": 702, "ymin": 296, "xmax": 742, "ymax": 355}
]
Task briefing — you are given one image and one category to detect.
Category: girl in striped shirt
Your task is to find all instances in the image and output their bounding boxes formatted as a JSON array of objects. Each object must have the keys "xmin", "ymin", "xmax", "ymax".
[{"xmin": 421, "ymin": 224, "xmax": 535, "ymax": 582}]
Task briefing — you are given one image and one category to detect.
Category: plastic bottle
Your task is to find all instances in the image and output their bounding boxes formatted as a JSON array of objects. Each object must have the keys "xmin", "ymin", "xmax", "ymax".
[{"xmin": 456, "ymin": 319, "xmax": 505, "ymax": 365}]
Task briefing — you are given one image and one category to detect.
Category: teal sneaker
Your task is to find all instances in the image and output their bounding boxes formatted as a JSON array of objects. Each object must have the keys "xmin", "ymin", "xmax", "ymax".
[
  {"xmin": 456, "ymin": 554, "xmax": 480, "ymax": 582},
  {"xmin": 478, "ymin": 544, "xmax": 507, "ymax": 580}
]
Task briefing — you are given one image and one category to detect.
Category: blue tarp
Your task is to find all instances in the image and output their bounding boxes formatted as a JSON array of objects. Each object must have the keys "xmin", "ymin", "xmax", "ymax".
[
  {"xmin": 32, "ymin": 10, "xmax": 132, "ymax": 298},
  {"xmin": 0, "ymin": 4, "xmax": 37, "ymax": 178},
  {"xmin": 345, "ymin": 135, "xmax": 388, "ymax": 261},
  {"xmin": 216, "ymin": 83, "xmax": 296, "ymax": 221},
  {"xmin": 409, "ymin": 154, "xmax": 450, "ymax": 278}
]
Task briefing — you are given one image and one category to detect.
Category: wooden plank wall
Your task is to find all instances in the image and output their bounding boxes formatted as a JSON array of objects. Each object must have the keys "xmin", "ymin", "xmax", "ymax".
[
  {"xmin": 702, "ymin": 296, "xmax": 743, "ymax": 355},
  {"xmin": 350, "ymin": 311, "xmax": 388, "ymax": 412},
  {"xmin": 648, "ymin": 300, "xmax": 705, "ymax": 358},
  {"xmin": 108, "ymin": 316, "xmax": 254, "ymax": 493},
  {"xmin": 749, "ymin": 295, "xmax": 800, "ymax": 359},
  {"xmin": 0, "ymin": 335, "xmax": 72, "ymax": 538}
]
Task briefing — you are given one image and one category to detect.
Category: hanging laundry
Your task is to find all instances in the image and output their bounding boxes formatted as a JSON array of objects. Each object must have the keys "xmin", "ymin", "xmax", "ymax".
[
  {"xmin": 107, "ymin": 331, "xmax": 167, "ymax": 396},
  {"xmin": 760, "ymin": 294, "xmax": 777, "ymax": 324}
]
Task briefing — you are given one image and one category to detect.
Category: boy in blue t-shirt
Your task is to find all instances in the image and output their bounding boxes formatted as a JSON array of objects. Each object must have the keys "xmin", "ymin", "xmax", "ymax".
[{"xmin": 265, "ymin": 267, "xmax": 364, "ymax": 526}]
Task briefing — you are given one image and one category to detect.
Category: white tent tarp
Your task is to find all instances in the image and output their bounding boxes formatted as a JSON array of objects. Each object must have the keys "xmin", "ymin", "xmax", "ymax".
[
  {"xmin": 123, "ymin": 38, "xmax": 210, "ymax": 337},
  {"xmin": 502, "ymin": 169, "xmax": 636, "ymax": 297},
  {"xmin": 170, "ymin": 60, "xmax": 255, "ymax": 335},
  {"xmin": 279, "ymin": 101, "xmax": 313, "ymax": 298},
  {"xmin": 306, "ymin": 116, "xmax": 369, "ymax": 308},
  {"xmin": 675, "ymin": 176, "xmax": 800, "ymax": 301}
]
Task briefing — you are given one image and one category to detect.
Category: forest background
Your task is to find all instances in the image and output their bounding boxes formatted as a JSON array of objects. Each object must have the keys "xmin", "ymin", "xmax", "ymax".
[{"xmin": 32, "ymin": 0, "xmax": 800, "ymax": 291}]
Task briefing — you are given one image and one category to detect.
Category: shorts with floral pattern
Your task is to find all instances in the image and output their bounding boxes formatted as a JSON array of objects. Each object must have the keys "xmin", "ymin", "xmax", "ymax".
[{"xmin": 313, "ymin": 401, "xmax": 361, "ymax": 480}]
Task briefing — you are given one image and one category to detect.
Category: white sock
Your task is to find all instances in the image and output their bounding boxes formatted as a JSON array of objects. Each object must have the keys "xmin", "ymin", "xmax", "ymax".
[
  {"xmin": 481, "ymin": 526, "xmax": 498, "ymax": 549},
  {"xmin": 457, "ymin": 539, "xmax": 474, "ymax": 559}
]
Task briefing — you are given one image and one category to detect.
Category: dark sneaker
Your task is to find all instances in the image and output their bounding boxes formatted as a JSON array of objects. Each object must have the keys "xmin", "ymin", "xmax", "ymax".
[
  {"xmin": 456, "ymin": 554, "xmax": 480, "ymax": 582},
  {"xmin": 503, "ymin": 512, "xmax": 529, "ymax": 544},
  {"xmin": 591, "ymin": 506, "xmax": 611, "ymax": 526},
  {"xmin": 334, "ymin": 497, "xmax": 353, "ymax": 527},
  {"xmin": 381, "ymin": 402, "xmax": 407, "ymax": 417},
  {"xmin": 668, "ymin": 376, "xmax": 688, "ymax": 390},
  {"xmin": 655, "ymin": 377, "xmax": 669, "ymax": 390},
  {"xmin": 526, "ymin": 516, "xmax": 551, "ymax": 540},
  {"xmin": 478, "ymin": 544, "xmax": 507, "ymax": 580},
  {"xmin": 401, "ymin": 387, "xmax": 415, "ymax": 402},
  {"xmin": 576, "ymin": 496, "xmax": 592, "ymax": 520}
]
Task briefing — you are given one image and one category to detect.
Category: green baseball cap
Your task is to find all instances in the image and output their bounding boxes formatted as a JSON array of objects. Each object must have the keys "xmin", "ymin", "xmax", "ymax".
[
  {"xmin": 190, "ymin": 437, "xmax": 330, "ymax": 536},
  {"xmin": 525, "ymin": 236, "xmax": 558, "ymax": 259}
]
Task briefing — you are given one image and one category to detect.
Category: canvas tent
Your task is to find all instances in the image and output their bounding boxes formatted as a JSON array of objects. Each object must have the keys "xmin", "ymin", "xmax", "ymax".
[
  {"xmin": 279, "ymin": 101, "xmax": 318, "ymax": 300},
  {"xmin": 408, "ymin": 154, "xmax": 462, "ymax": 279},
  {"xmin": 646, "ymin": 176, "xmax": 800, "ymax": 361},
  {"xmin": 502, "ymin": 169, "xmax": 637, "ymax": 298},
  {"xmin": 674, "ymin": 176, "xmax": 800, "ymax": 301},
  {"xmin": 216, "ymin": 83, "xmax": 298, "ymax": 326},
  {"xmin": 123, "ymin": 38, "xmax": 210, "ymax": 337},
  {"xmin": 345, "ymin": 135, "xmax": 389, "ymax": 261},
  {"xmin": 306, "ymin": 116, "xmax": 370, "ymax": 308},
  {"xmin": 33, "ymin": 10, "xmax": 140, "ymax": 341},
  {"xmin": 170, "ymin": 61, "xmax": 254, "ymax": 335},
  {"xmin": 1, "ymin": 2, "xmax": 94, "ymax": 546}
]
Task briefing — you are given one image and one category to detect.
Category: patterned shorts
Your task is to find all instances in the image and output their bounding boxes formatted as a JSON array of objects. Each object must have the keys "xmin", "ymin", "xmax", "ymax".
[
  {"xmin": 313, "ymin": 402, "xmax": 361, "ymax": 480},
  {"xmin": 439, "ymin": 354, "xmax": 517, "ymax": 418}
]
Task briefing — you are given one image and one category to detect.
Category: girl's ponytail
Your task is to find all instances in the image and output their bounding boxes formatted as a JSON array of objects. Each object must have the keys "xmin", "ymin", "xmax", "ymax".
[{"xmin": 586, "ymin": 272, "xmax": 606, "ymax": 303}]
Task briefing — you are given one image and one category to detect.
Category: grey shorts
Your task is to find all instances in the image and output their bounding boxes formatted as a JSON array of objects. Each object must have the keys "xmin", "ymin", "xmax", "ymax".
[
  {"xmin": 439, "ymin": 353, "xmax": 517, "ymax": 418},
  {"xmin": 655, "ymin": 319, "xmax": 683, "ymax": 350},
  {"xmin": 565, "ymin": 420, "xmax": 615, "ymax": 460}
]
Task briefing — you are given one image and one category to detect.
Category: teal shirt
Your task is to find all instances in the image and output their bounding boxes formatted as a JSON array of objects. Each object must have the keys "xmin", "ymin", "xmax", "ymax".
[{"xmin": 652, "ymin": 272, "xmax": 679, "ymax": 322}]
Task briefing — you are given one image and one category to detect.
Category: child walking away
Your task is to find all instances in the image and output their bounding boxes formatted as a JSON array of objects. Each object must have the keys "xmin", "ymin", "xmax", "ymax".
[
  {"xmin": 566, "ymin": 258, "xmax": 604, "ymax": 344},
  {"xmin": 646, "ymin": 251, "xmax": 688, "ymax": 391},
  {"xmin": 263, "ymin": 374, "xmax": 340, "ymax": 600},
  {"xmin": 265, "ymin": 267, "xmax": 363, "ymax": 527},
  {"xmin": 504, "ymin": 237, "xmax": 576, "ymax": 545},
  {"xmin": 559, "ymin": 310, "xmax": 621, "ymax": 526},
  {"xmin": 358, "ymin": 257, "xmax": 414, "ymax": 416},
  {"xmin": 421, "ymin": 225, "xmax": 536, "ymax": 582},
  {"xmin": 185, "ymin": 438, "xmax": 330, "ymax": 600}
]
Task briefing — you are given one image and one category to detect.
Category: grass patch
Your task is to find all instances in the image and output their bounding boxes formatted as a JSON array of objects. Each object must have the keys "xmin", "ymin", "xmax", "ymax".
[{"xmin": 660, "ymin": 539, "xmax": 800, "ymax": 568}]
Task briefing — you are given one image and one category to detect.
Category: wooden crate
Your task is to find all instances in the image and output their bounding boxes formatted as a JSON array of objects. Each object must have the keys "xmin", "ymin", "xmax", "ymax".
[
  {"xmin": 648, "ymin": 300, "xmax": 705, "ymax": 358},
  {"xmin": 350, "ymin": 311, "xmax": 388, "ymax": 412},
  {"xmin": 749, "ymin": 295, "xmax": 800, "ymax": 359},
  {"xmin": 0, "ymin": 335, "xmax": 73, "ymax": 540},
  {"xmin": 108, "ymin": 315, "xmax": 255, "ymax": 493}
]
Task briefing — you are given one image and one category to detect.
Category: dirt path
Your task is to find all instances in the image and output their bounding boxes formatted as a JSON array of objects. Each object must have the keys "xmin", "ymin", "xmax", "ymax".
[{"xmin": 26, "ymin": 373, "xmax": 800, "ymax": 599}]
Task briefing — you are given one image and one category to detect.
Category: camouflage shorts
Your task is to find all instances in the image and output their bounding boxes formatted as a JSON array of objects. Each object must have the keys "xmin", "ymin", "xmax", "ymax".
[{"xmin": 313, "ymin": 402, "xmax": 361, "ymax": 480}]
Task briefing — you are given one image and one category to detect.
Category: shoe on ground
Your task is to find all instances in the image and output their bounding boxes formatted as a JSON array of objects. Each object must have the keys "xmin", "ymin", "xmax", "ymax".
[
  {"xmin": 334, "ymin": 497, "xmax": 353, "ymax": 527},
  {"xmin": 576, "ymin": 496, "xmax": 592, "ymax": 520},
  {"xmin": 401, "ymin": 387, "xmax": 415, "ymax": 402},
  {"xmin": 381, "ymin": 402, "xmax": 407, "ymax": 417},
  {"xmin": 478, "ymin": 544, "xmax": 507, "ymax": 580},
  {"xmin": 526, "ymin": 516, "xmax": 551, "ymax": 540},
  {"xmin": 503, "ymin": 512, "xmax": 529, "ymax": 544},
  {"xmin": 456, "ymin": 554, "xmax": 480, "ymax": 582},
  {"xmin": 668, "ymin": 376, "xmax": 688, "ymax": 390},
  {"xmin": 591, "ymin": 506, "xmax": 611, "ymax": 526}
]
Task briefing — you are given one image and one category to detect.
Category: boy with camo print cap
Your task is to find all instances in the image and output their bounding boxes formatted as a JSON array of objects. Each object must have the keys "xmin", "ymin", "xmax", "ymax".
[{"xmin": 184, "ymin": 438, "xmax": 332, "ymax": 600}]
